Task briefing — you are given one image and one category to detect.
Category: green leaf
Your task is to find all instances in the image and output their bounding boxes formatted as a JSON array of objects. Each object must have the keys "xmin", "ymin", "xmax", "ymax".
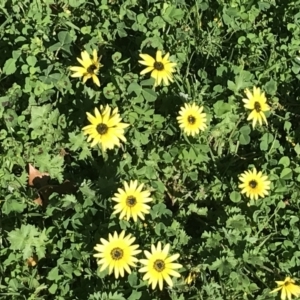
[
  {"xmin": 128, "ymin": 272, "xmax": 138, "ymax": 287},
  {"xmin": 227, "ymin": 80, "xmax": 236, "ymax": 93},
  {"xmin": 60, "ymin": 263, "xmax": 73, "ymax": 279},
  {"xmin": 1, "ymin": 197, "xmax": 26, "ymax": 214},
  {"xmin": 295, "ymin": 144, "xmax": 300, "ymax": 155},
  {"xmin": 278, "ymin": 156, "xmax": 290, "ymax": 167},
  {"xmin": 26, "ymin": 56, "xmax": 37, "ymax": 67},
  {"xmin": 48, "ymin": 267, "xmax": 60, "ymax": 281},
  {"xmin": 68, "ymin": 0, "xmax": 85, "ymax": 7},
  {"xmin": 280, "ymin": 168, "xmax": 293, "ymax": 180},
  {"xmin": 260, "ymin": 139, "xmax": 268, "ymax": 151},
  {"xmin": 142, "ymin": 88, "xmax": 157, "ymax": 102},
  {"xmin": 230, "ymin": 191, "xmax": 241, "ymax": 203},
  {"xmin": 7, "ymin": 224, "xmax": 48, "ymax": 259},
  {"xmin": 214, "ymin": 100, "xmax": 231, "ymax": 116},
  {"xmin": 239, "ymin": 125, "xmax": 251, "ymax": 135},
  {"xmin": 128, "ymin": 82, "xmax": 142, "ymax": 96},
  {"xmin": 265, "ymin": 78, "xmax": 277, "ymax": 95},
  {"xmin": 49, "ymin": 283, "xmax": 58, "ymax": 294},
  {"xmin": 112, "ymin": 52, "xmax": 122, "ymax": 62},
  {"xmin": 162, "ymin": 6, "xmax": 184, "ymax": 24},
  {"xmin": 239, "ymin": 133, "xmax": 250, "ymax": 145},
  {"xmin": 128, "ymin": 290, "xmax": 142, "ymax": 300},
  {"xmin": 58, "ymin": 31, "xmax": 72, "ymax": 45},
  {"xmin": 3, "ymin": 58, "xmax": 17, "ymax": 75}
]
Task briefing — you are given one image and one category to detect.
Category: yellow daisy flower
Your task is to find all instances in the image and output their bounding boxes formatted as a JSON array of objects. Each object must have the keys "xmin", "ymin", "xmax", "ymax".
[
  {"xmin": 93, "ymin": 231, "xmax": 141, "ymax": 279},
  {"xmin": 82, "ymin": 105, "xmax": 129, "ymax": 151},
  {"xmin": 238, "ymin": 168, "xmax": 271, "ymax": 200},
  {"xmin": 139, "ymin": 242, "xmax": 182, "ymax": 290},
  {"xmin": 112, "ymin": 180, "xmax": 153, "ymax": 222},
  {"xmin": 270, "ymin": 276, "xmax": 300, "ymax": 300},
  {"xmin": 70, "ymin": 49, "xmax": 103, "ymax": 86},
  {"xmin": 242, "ymin": 86, "xmax": 270, "ymax": 128},
  {"xmin": 138, "ymin": 50, "xmax": 176, "ymax": 87},
  {"xmin": 177, "ymin": 103, "xmax": 207, "ymax": 136}
]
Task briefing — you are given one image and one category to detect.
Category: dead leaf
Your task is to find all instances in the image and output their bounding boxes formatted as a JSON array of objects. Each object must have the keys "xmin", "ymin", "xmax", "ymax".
[
  {"xmin": 26, "ymin": 255, "xmax": 38, "ymax": 267},
  {"xmin": 59, "ymin": 148, "xmax": 69, "ymax": 157},
  {"xmin": 28, "ymin": 164, "xmax": 50, "ymax": 187},
  {"xmin": 28, "ymin": 164, "xmax": 77, "ymax": 207},
  {"xmin": 33, "ymin": 197, "xmax": 43, "ymax": 206}
]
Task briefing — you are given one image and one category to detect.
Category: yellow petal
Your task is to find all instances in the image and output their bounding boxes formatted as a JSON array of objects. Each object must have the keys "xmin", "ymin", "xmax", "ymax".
[
  {"xmin": 156, "ymin": 50, "xmax": 162, "ymax": 62},
  {"xmin": 140, "ymin": 66, "xmax": 154, "ymax": 75},
  {"xmin": 139, "ymin": 54, "xmax": 155, "ymax": 66},
  {"xmin": 92, "ymin": 74, "xmax": 100, "ymax": 87}
]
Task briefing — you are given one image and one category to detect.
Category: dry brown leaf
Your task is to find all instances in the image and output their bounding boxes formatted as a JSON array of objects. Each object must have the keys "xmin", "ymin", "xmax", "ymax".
[
  {"xmin": 59, "ymin": 148, "xmax": 69, "ymax": 157},
  {"xmin": 28, "ymin": 164, "xmax": 77, "ymax": 207},
  {"xmin": 33, "ymin": 197, "xmax": 43, "ymax": 206},
  {"xmin": 28, "ymin": 163, "xmax": 50, "ymax": 187},
  {"xmin": 26, "ymin": 255, "xmax": 38, "ymax": 267}
]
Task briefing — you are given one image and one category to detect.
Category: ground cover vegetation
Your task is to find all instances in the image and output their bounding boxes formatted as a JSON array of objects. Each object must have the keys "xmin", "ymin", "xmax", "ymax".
[{"xmin": 1, "ymin": 0, "xmax": 300, "ymax": 299}]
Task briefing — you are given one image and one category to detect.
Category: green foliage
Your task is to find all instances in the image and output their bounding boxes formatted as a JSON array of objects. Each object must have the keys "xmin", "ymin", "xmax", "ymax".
[
  {"xmin": 7, "ymin": 225, "xmax": 48, "ymax": 259},
  {"xmin": 1, "ymin": 0, "xmax": 300, "ymax": 299}
]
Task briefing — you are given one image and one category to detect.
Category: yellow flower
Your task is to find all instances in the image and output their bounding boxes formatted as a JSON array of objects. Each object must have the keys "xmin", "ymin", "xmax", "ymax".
[
  {"xmin": 82, "ymin": 105, "xmax": 129, "ymax": 151},
  {"xmin": 270, "ymin": 277, "xmax": 300, "ymax": 300},
  {"xmin": 112, "ymin": 180, "xmax": 153, "ymax": 222},
  {"xmin": 238, "ymin": 168, "xmax": 270, "ymax": 200},
  {"xmin": 177, "ymin": 103, "xmax": 207, "ymax": 136},
  {"xmin": 93, "ymin": 231, "xmax": 141, "ymax": 279},
  {"xmin": 70, "ymin": 49, "xmax": 103, "ymax": 86},
  {"xmin": 138, "ymin": 50, "xmax": 176, "ymax": 87},
  {"xmin": 242, "ymin": 86, "xmax": 270, "ymax": 128},
  {"xmin": 139, "ymin": 242, "xmax": 182, "ymax": 290},
  {"xmin": 184, "ymin": 272, "xmax": 196, "ymax": 285}
]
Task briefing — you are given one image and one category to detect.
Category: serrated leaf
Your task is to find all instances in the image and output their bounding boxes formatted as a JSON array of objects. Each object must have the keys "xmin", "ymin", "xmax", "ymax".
[{"xmin": 7, "ymin": 224, "xmax": 48, "ymax": 259}]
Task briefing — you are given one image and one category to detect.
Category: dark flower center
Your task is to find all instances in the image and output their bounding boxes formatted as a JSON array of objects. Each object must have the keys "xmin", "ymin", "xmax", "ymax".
[
  {"xmin": 111, "ymin": 247, "xmax": 123, "ymax": 260},
  {"xmin": 249, "ymin": 180, "xmax": 257, "ymax": 189},
  {"xmin": 254, "ymin": 101, "xmax": 261, "ymax": 112},
  {"xmin": 153, "ymin": 259, "xmax": 165, "ymax": 272},
  {"xmin": 126, "ymin": 195, "xmax": 137, "ymax": 207},
  {"xmin": 87, "ymin": 64, "xmax": 97, "ymax": 74},
  {"xmin": 96, "ymin": 123, "xmax": 108, "ymax": 135},
  {"xmin": 154, "ymin": 61, "xmax": 164, "ymax": 71},
  {"xmin": 188, "ymin": 115, "xmax": 196, "ymax": 124}
]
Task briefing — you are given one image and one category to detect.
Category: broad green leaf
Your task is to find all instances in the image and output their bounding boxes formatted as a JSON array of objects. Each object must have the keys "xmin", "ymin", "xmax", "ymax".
[
  {"xmin": 278, "ymin": 156, "xmax": 290, "ymax": 167},
  {"xmin": 68, "ymin": 0, "xmax": 85, "ymax": 7},
  {"xmin": 230, "ymin": 191, "xmax": 241, "ymax": 203},
  {"xmin": 58, "ymin": 31, "xmax": 72, "ymax": 45},
  {"xmin": 239, "ymin": 134, "xmax": 250, "ymax": 145},
  {"xmin": 128, "ymin": 82, "xmax": 142, "ymax": 96},
  {"xmin": 280, "ymin": 168, "xmax": 293, "ymax": 180},
  {"xmin": 3, "ymin": 58, "xmax": 17, "ymax": 75},
  {"xmin": 142, "ymin": 88, "xmax": 157, "ymax": 102},
  {"xmin": 265, "ymin": 78, "xmax": 277, "ymax": 95},
  {"xmin": 26, "ymin": 56, "xmax": 37, "ymax": 67}
]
